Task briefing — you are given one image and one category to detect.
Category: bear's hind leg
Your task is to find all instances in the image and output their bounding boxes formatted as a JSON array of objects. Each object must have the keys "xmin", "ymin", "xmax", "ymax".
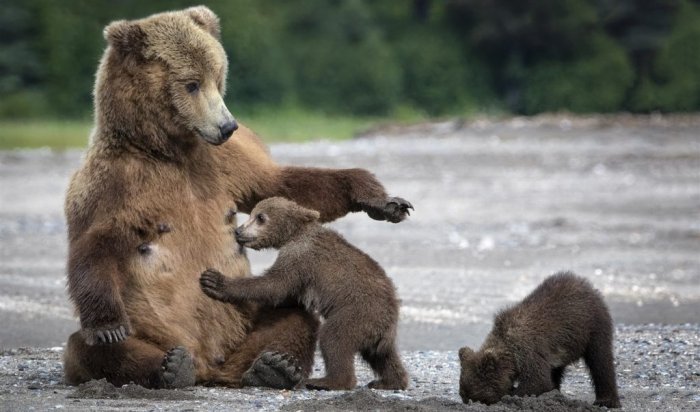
[
  {"xmin": 63, "ymin": 331, "xmax": 195, "ymax": 388},
  {"xmin": 362, "ymin": 344, "xmax": 408, "ymax": 390},
  {"xmin": 216, "ymin": 306, "xmax": 318, "ymax": 389}
]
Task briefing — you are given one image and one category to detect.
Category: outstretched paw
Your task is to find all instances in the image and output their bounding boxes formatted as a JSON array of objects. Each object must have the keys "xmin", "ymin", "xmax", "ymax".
[
  {"xmin": 241, "ymin": 351, "xmax": 303, "ymax": 390},
  {"xmin": 81, "ymin": 324, "xmax": 130, "ymax": 346},
  {"xmin": 199, "ymin": 269, "xmax": 229, "ymax": 301},
  {"xmin": 161, "ymin": 346, "xmax": 196, "ymax": 388},
  {"xmin": 363, "ymin": 197, "xmax": 414, "ymax": 223}
]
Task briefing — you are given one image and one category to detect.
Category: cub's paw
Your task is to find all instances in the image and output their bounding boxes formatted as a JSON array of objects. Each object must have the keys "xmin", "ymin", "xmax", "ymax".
[
  {"xmin": 367, "ymin": 379, "xmax": 407, "ymax": 390},
  {"xmin": 363, "ymin": 197, "xmax": 414, "ymax": 223},
  {"xmin": 199, "ymin": 269, "xmax": 229, "ymax": 301},
  {"xmin": 241, "ymin": 351, "xmax": 302, "ymax": 390},
  {"xmin": 161, "ymin": 346, "xmax": 196, "ymax": 388},
  {"xmin": 81, "ymin": 324, "xmax": 130, "ymax": 346}
]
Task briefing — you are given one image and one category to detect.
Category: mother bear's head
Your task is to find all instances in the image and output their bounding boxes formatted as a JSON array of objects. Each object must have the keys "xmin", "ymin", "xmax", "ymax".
[{"xmin": 96, "ymin": 6, "xmax": 237, "ymax": 150}]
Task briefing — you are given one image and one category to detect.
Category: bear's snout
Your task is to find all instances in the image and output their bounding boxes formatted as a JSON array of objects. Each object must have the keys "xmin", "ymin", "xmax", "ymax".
[{"xmin": 219, "ymin": 120, "xmax": 238, "ymax": 141}]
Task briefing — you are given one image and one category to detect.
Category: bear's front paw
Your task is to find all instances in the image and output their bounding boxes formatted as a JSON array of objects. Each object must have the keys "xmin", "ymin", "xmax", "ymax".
[
  {"xmin": 81, "ymin": 323, "xmax": 131, "ymax": 346},
  {"xmin": 363, "ymin": 197, "xmax": 414, "ymax": 223},
  {"xmin": 200, "ymin": 269, "xmax": 230, "ymax": 301}
]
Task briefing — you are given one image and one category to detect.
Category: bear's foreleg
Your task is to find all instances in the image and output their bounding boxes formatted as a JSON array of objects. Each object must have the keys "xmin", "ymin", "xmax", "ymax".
[
  {"xmin": 67, "ymin": 231, "xmax": 133, "ymax": 346},
  {"xmin": 263, "ymin": 166, "xmax": 413, "ymax": 223}
]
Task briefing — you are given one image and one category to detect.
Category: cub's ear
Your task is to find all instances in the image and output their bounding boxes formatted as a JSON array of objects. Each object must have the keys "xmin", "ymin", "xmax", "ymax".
[
  {"xmin": 301, "ymin": 208, "xmax": 321, "ymax": 223},
  {"xmin": 458, "ymin": 346, "xmax": 474, "ymax": 365},
  {"xmin": 104, "ymin": 20, "xmax": 146, "ymax": 55},
  {"xmin": 185, "ymin": 6, "xmax": 221, "ymax": 39}
]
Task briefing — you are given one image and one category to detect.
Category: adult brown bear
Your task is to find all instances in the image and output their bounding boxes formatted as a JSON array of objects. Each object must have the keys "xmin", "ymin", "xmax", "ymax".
[{"xmin": 62, "ymin": 6, "xmax": 412, "ymax": 389}]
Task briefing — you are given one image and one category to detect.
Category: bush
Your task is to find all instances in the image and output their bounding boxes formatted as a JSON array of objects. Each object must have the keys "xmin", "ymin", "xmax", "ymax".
[
  {"xmin": 284, "ymin": 0, "xmax": 401, "ymax": 115},
  {"xmin": 393, "ymin": 28, "xmax": 494, "ymax": 115},
  {"xmin": 216, "ymin": 1, "xmax": 293, "ymax": 108},
  {"xmin": 0, "ymin": 90, "xmax": 51, "ymax": 118},
  {"xmin": 520, "ymin": 34, "xmax": 634, "ymax": 113},
  {"xmin": 649, "ymin": 0, "xmax": 700, "ymax": 111}
]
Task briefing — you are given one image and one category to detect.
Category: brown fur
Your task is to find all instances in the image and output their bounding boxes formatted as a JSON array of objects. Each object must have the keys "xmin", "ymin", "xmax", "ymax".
[
  {"xmin": 200, "ymin": 197, "xmax": 409, "ymax": 390},
  {"xmin": 459, "ymin": 272, "xmax": 620, "ymax": 408},
  {"xmin": 63, "ymin": 6, "xmax": 411, "ymax": 389}
]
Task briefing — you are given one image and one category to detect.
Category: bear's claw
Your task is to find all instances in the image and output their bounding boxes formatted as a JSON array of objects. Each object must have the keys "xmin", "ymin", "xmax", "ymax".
[
  {"xmin": 363, "ymin": 197, "xmax": 414, "ymax": 223},
  {"xmin": 161, "ymin": 346, "xmax": 196, "ymax": 388},
  {"xmin": 241, "ymin": 351, "xmax": 303, "ymax": 389},
  {"xmin": 82, "ymin": 324, "xmax": 130, "ymax": 345}
]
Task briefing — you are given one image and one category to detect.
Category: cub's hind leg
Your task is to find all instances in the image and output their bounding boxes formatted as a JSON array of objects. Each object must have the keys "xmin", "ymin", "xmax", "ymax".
[{"xmin": 362, "ymin": 343, "xmax": 408, "ymax": 390}]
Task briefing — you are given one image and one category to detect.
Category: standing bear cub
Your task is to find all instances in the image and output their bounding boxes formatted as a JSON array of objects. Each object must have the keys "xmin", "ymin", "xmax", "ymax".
[
  {"xmin": 459, "ymin": 272, "xmax": 620, "ymax": 408},
  {"xmin": 200, "ymin": 197, "xmax": 409, "ymax": 391}
]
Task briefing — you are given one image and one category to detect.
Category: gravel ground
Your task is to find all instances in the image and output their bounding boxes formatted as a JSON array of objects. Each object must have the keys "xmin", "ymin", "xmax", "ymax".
[
  {"xmin": 0, "ymin": 114, "xmax": 699, "ymax": 410},
  {"xmin": 1, "ymin": 325, "xmax": 698, "ymax": 411}
]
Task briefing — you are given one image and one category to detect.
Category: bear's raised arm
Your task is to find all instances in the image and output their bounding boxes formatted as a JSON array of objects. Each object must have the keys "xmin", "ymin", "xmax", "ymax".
[
  {"xmin": 67, "ymin": 227, "xmax": 132, "ymax": 345},
  {"xmin": 223, "ymin": 127, "xmax": 413, "ymax": 223},
  {"xmin": 270, "ymin": 166, "xmax": 413, "ymax": 223}
]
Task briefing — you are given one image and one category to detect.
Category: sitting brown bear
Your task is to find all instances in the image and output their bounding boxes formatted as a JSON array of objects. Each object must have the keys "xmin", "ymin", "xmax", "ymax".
[
  {"xmin": 200, "ymin": 197, "xmax": 409, "ymax": 391},
  {"xmin": 459, "ymin": 272, "xmax": 620, "ymax": 408}
]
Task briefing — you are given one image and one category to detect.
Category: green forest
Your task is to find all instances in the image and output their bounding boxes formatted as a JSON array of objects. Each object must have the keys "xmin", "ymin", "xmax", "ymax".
[{"xmin": 2, "ymin": 0, "xmax": 700, "ymax": 121}]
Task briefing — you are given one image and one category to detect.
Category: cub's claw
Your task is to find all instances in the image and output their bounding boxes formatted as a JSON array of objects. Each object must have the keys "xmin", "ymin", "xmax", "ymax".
[
  {"xmin": 241, "ymin": 351, "xmax": 303, "ymax": 389},
  {"xmin": 161, "ymin": 346, "xmax": 196, "ymax": 388},
  {"xmin": 200, "ymin": 269, "xmax": 228, "ymax": 301}
]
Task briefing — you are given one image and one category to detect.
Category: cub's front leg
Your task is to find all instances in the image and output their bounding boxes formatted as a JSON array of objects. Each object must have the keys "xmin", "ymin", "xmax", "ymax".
[{"xmin": 200, "ymin": 269, "xmax": 291, "ymax": 306}]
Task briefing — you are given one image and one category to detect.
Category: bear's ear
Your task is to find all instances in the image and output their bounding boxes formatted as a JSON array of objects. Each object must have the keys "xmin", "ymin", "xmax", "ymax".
[
  {"xmin": 185, "ymin": 6, "xmax": 221, "ymax": 40},
  {"xmin": 104, "ymin": 20, "xmax": 146, "ymax": 55}
]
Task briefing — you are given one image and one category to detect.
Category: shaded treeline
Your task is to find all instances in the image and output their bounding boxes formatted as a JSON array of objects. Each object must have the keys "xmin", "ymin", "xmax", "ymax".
[{"xmin": 1, "ymin": 0, "xmax": 699, "ymax": 118}]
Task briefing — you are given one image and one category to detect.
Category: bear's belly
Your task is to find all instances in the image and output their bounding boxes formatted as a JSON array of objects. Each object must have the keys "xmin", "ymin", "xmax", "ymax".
[{"xmin": 122, "ymin": 194, "xmax": 250, "ymax": 359}]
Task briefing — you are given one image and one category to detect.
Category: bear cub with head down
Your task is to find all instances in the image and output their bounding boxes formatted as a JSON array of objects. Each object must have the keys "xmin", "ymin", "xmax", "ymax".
[
  {"xmin": 200, "ymin": 197, "xmax": 408, "ymax": 391},
  {"xmin": 459, "ymin": 272, "xmax": 620, "ymax": 408}
]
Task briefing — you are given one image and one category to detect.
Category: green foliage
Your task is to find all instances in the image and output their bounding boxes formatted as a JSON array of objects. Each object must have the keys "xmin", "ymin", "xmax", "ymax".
[
  {"xmin": 283, "ymin": 0, "xmax": 401, "ymax": 114},
  {"xmin": 0, "ymin": 0, "xmax": 698, "ymax": 121},
  {"xmin": 393, "ymin": 28, "xmax": 492, "ymax": 115},
  {"xmin": 521, "ymin": 35, "xmax": 634, "ymax": 113},
  {"xmin": 213, "ymin": 0, "xmax": 293, "ymax": 108},
  {"xmin": 650, "ymin": 0, "xmax": 700, "ymax": 111}
]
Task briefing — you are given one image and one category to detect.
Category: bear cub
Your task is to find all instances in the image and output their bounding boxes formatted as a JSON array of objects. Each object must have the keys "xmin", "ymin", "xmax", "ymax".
[
  {"xmin": 200, "ymin": 197, "xmax": 408, "ymax": 391},
  {"xmin": 459, "ymin": 272, "xmax": 620, "ymax": 408}
]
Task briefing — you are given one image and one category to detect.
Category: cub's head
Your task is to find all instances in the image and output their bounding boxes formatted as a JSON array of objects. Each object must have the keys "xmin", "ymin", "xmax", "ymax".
[
  {"xmin": 458, "ymin": 346, "xmax": 516, "ymax": 405},
  {"xmin": 98, "ymin": 6, "xmax": 237, "ymax": 147},
  {"xmin": 235, "ymin": 197, "xmax": 320, "ymax": 250}
]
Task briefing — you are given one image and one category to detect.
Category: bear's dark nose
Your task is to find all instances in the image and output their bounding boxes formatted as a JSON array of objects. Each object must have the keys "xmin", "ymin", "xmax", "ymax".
[
  {"xmin": 219, "ymin": 120, "xmax": 238, "ymax": 141},
  {"xmin": 234, "ymin": 226, "xmax": 242, "ymax": 237}
]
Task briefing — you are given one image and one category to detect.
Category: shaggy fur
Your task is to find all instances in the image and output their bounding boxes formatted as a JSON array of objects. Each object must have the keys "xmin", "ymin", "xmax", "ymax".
[
  {"xmin": 63, "ymin": 6, "xmax": 411, "ymax": 389},
  {"xmin": 200, "ymin": 197, "xmax": 408, "ymax": 390},
  {"xmin": 458, "ymin": 272, "xmax": 620, "ymax": 408}
]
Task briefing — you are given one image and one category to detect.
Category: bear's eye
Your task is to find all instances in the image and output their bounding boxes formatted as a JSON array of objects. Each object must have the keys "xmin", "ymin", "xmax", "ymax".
[
  {"xmin": 256, "ymin": 213, "xmax": 266, "ymax": 224},
  {"xmin": 185, "ymin": 81, "xmax": 200, "ymax": 94}
]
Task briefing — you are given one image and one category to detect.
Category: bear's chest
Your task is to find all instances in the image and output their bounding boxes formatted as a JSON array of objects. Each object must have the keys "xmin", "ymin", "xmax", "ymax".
[{"xmin": 126, "ymin": 172, "xmax": 245, "ymax": 285}]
